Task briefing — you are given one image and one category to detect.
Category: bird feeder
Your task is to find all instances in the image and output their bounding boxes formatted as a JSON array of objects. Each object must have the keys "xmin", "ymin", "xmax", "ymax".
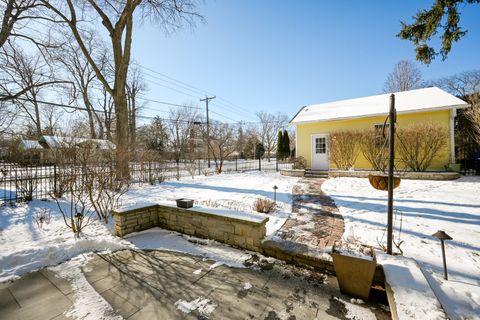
[{"xmin": 432, "ymin": 230, "xmax": 453, "ymax": 280}]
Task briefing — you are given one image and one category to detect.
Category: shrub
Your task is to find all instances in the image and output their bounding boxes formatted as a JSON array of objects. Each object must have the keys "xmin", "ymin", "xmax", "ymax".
[
  {"xmin": 358, "ymin": 129, "xmax": 389, "ymax": 171},
  {"xmin": 254, "ymin": 198, "xmax": 276, "ymax": 213},
  {"xmin": 292, "ymin": 156, "xmax": 307, "ymax": 169},
  {"xmin": 396, "ymin": 123, "xmax": 449, "ymax": 171},
  {"xmin": 16, "ymin": 173, "xmax": 37, "ymax": 202},
  {"xmin": 329, "ymin": 130, "xmax": 361, "ymax": 170}
]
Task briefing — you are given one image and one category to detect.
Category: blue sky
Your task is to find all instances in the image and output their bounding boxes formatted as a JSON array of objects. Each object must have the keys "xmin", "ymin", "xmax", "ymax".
[{"xmin": 131, "ymin": 1, "xmax": 479, "ymax": 124}]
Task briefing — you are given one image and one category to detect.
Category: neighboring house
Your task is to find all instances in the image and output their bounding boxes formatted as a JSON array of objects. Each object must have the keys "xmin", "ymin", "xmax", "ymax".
[
  {"xmin": 18, "ymin": 140, "xmax": 46, "ymax": 161},
  {"xmin": 39, "ymin": 136, "xmax": 116, "ymax": 150},
  {"xmin": 290, "ymin": 87, "xmax": 469, "ymax": 171},
  {"xmin": 17, "ymin": 136, "xmax": 116, "ymax": 163}
]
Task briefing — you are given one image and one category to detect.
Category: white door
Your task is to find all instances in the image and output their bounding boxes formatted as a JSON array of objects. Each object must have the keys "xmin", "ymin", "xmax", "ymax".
[{"xmin": 311, "ymin": 134, "xmax": 329, "ymax": 170}]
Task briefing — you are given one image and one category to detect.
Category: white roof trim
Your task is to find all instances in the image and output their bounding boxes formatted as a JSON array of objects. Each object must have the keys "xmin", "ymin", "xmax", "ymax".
[{"xmin": 291, "ymin": 87, "xmax": 469, "ymax": 124}]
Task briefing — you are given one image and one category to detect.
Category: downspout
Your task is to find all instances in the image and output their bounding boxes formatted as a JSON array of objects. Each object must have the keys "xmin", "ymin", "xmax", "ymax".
[{"xmin": 450, "ymin": 108, "xmax": 456, "ymax": 163}]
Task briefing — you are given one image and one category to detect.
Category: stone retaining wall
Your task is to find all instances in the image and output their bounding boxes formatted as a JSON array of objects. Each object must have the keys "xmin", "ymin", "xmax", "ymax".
[
  {"xmin": 327, "ymin": 170, "xmax": 460, "ymax": 180},
  {"xmin": 113, "ymin": 204, "xmax": 268, "ymax": 252},
  {"xmin": 279, "ymin": 169, "xmax": 306, "ymax": 177}
]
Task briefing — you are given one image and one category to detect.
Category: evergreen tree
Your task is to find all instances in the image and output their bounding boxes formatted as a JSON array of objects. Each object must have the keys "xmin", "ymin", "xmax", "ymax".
[
  {"xmin": 255, "ymin": 141, "xmax": 265, "ymax": 159},
  {"xmin": 283, "ymin": 130, "xmax": 290, "ymax": 159},
  {"xmin": 276, "ymin": 130, "xmax": 283, "ymax": 159}
]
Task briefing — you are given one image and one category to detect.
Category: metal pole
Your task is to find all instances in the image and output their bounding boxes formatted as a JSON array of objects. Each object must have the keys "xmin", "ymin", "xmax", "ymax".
[
  {"xmin": 235, "ymin": 156, "xmax": 238, "ymax": 171},
  {"xmin": 387, "ymin": 94, "xmax": 396, "ymax": 255},
  {"xmin": 53, "ymin": 164, "xmax": 57, "ymax": 195},
  {"xmin": 441, "ymin": 240, "xmax": 448, "ymax": 280},
  {"xmin": 259, "ymin": 156, "xmax": 261, "ymax": 171}
]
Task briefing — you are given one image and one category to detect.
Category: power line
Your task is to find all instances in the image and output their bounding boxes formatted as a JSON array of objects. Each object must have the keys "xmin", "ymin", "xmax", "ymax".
[
  {"xmin": 136, "ymin": 63, "xmax": 255, "ymax": 117},
  {"xmin": 140, "ymin": 72, "xmax": 253, "ymax": 120}
]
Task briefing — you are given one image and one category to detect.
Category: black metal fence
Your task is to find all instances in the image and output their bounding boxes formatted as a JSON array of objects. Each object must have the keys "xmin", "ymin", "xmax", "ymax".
[
  {"xmin": 456, "ymin": 142, "xmax": 480, "ymax": 176},
  {"xmin": 0, "ymin": 158, "xmax": 293, "ymax": 203}
]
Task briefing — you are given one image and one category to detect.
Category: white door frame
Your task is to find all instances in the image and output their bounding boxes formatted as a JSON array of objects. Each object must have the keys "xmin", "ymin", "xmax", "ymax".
[{"xmin": 311, "ymin": 133, "xmax": 329, "ymax": 170}]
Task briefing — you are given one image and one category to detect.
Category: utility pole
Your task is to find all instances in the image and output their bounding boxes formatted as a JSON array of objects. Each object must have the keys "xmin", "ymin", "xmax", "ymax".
[{"xmin": 200, "ymin": 95, "xmax": 216, "ymax": 168}]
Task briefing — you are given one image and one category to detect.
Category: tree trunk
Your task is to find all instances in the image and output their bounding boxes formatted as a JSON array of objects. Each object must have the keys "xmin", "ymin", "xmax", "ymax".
[
  {"xmin": 82, "ymin": 92, "xmax": 97, "ymax": 138},
  {"xmin": 113, "ymin": 90, "xmax": 130, "ymax": 180}
]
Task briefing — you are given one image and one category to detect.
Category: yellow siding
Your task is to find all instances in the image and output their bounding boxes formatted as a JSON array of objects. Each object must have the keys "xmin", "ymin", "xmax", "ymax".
[{"xmin": 296, "ymin": 109, "xmax": 451, "ymax": 170}]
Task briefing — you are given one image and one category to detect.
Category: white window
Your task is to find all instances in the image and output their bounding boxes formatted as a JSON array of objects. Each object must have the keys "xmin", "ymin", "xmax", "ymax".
[{"xmin": 315, "ymin": 137, "xmax": 326, "ymax": 154}]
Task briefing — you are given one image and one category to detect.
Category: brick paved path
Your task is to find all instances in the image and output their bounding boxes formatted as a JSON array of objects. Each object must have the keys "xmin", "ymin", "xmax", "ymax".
[{"xmin": 276, "ymin": 178, "xmax": 345, "ymax": 248}]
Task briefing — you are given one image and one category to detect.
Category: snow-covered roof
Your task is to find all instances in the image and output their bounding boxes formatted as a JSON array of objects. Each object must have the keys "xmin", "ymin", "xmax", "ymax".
[
  {"xmin": 19, "ymin": 140, "xmax": 43, "ymax": 151},
  {"xmin": 290, "ymin": 87, "xmax": 469, "ymax": 124},
  {"xmin": 39, "ymin": 136, "xmax": 115, "ymax": 150}
]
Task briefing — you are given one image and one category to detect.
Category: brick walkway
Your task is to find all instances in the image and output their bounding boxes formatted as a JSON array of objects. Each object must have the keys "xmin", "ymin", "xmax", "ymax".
[{"xmin": 276, "ymin": 178, "xmax": 345, "ymax": 248}]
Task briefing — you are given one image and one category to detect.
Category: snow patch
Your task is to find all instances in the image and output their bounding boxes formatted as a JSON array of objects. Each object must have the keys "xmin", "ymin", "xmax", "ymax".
[
  {"xmin": 193, "ymin": 268, "xmax": 202, "ymax": 275},
  {"xmin": 174, "ymin": 297, "xmax": 217, "ymax": 316},
  {"xmin": 48, "ymin": 254, "xmax": 122, "ymax": 320}
]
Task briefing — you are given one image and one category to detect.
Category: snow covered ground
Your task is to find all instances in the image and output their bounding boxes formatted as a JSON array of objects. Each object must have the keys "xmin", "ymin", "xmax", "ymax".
[
  {"xmin": 0, "ymin": 171, "xmax": 297, "ymax": 283},
  {"xmin": 0, "ymin": 171, "xmax": 299, "ymax": 319},
  {"xmin": 322, "ymin": 176, "xmax": 480, "ymax": 319},
  {"xmin": 121, "ymin": 171, "xmax": 298, "ymax": 235}
]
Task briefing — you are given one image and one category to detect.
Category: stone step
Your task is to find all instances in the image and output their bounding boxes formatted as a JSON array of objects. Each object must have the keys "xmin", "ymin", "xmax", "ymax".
[{"xmin": 304, "ymin": 174, "xmax": 329, "ymax": 178}]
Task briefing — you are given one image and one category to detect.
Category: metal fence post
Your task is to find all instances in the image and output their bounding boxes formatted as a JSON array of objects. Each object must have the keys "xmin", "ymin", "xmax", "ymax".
[
  {"xmin": 53, "ymin": 164, "xmax": 57, "ymax": 194},
  {"xmin": 235, "ymin": 157, "xmax": 238, "ymax": 172},
  {"xmin": 259, "ymin": 157, "xmax": 261, "ymax": 171},
  {"xmin": 276, "ymin": 159, "xmax": 278, "ymax": 172}
]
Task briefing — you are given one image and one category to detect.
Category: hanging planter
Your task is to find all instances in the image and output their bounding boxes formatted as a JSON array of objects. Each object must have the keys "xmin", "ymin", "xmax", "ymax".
[{"xmin": 368, "ymin": 174, "xmax": 401, "ymax": 191}]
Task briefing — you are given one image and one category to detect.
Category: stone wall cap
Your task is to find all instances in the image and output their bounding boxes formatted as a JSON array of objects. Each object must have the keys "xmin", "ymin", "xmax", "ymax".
[
  {"xmin": 113, "ymin": 201, "xmax": 158, "ymax": 215},
  {"xmin": 156, "ymin": 201, "xmax": 269, "ymax": 225}
]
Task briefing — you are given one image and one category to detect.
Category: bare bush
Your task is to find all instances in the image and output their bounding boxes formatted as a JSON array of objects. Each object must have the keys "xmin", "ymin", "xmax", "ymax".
[
  {"xmin": 33, "ymin": 208, "xmax": 52, "ymax": 230},
  {"xmin": 79, "ymin": 147, "xmax": 129, "ymax": 224},
  {"xmin": 51, "ymin": 164, "xmax": 94, "ymax": 239},
  {"xmin": 16, "ymin": 173, "xmax": 37, "ymax": 202},
  {"xmin": 396, "ymin": 123, "xmax": 449, "ymax": 171},
  {"xmin": 254, "ymin": 198, "xmax": 276, "ymax": 214},
  {"xmin": 292, "ymin": 156, "xmax": 306, "ymax": 169},
  {"xmin": 185, "ymin": 161, "xmax": 197, "ymax": 179},
  {"xmin": 358, "ymin": 129, "xmax": 389, "ymax": 171},
  {"xmin": 329, "ymin": 130, "xmax": 361, "ymax": 170}
]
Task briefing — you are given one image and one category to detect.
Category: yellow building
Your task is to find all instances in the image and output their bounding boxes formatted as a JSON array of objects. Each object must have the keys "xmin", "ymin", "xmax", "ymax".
[{"xmin": 291, "ymin": 87, "xmax": 469, "ymax": 171}]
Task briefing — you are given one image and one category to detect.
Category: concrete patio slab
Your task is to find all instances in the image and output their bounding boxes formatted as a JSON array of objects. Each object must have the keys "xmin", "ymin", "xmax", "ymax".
[{"xmin": 0, "ymin": 249, "xmax": 391, "ymax": 319}]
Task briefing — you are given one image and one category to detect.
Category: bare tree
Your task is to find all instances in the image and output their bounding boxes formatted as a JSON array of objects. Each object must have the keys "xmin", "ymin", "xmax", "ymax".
[
  {"xmin": 126, "ymin": 65, "xmax": 147, "ymax": 151},
  {"xmin": 0, "ymin": 101, "xmax": 14, "ymax": 134},
  {"xmin": 255, "ymin": 111, "xmax": 288, "ymax": 161},
  {"xmin": 56, "ymin": 30, "xmax": 107, "ymax": 139},
  {"xmin": 433, "ymin": 70, "xmax": 480, "ymax": 155},
  {"xmin": 166, "ymin": 106, "xmax": 198, "ymax": 179},
  {"xmin": 432, "ymin": 70, "xmax": 480, "ymax": 101},
  {"xmin": 2, "ymin": 45, "xmax": 57, "ymax": 137},
  {"xmin": 206, "ymin": 121, "xmax": 237, "ymax": 173},
  {"xmin": 0, "ymin": 0, "xmax": 42, "ymax": 49},
  {"xmin": 96, "ymin": 86, "xmax": 115, "ymax": 140},
  {"xmin": 41, "ymin": 103, "xmax": 63, "ymax": 135},
  {"xmin": 41, "ymin": 0, "xmax": 203, "ymax": 179},
  {"xmin": 466, "ymin": 103, "xmax": 480, "ymax": 144},
  {"xmin": 383, "ymin": 60, "xmax": 424, "ymax": 93}
]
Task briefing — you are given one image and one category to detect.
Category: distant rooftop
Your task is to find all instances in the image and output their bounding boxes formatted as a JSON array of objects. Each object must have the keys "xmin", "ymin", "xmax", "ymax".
[
  {"xmin": 290, "ymin": 87, "xmax": 469, "ymax": 124},
  {"xmin": 39, "ymin": 136, "xmax": 116, "ymax": 150}
]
